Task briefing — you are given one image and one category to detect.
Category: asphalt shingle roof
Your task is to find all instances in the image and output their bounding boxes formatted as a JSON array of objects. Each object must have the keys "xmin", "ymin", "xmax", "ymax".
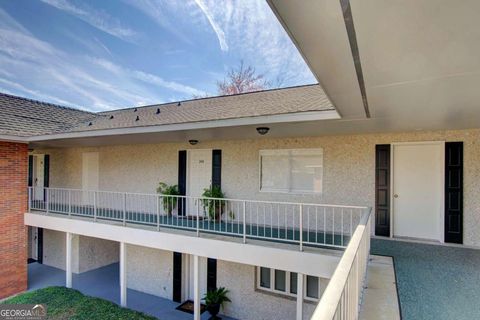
[
  {"xmin": 0, "ymin": 84, "xmax": 333, "ymax": 137},
  {"xmin": 0, "ymin": 93, "xmax": 98, "ymax": 137}
]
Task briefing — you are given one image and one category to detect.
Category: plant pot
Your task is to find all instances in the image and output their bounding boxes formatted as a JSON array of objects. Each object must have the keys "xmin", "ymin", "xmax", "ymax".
[{"xmin": 207, "ymin": 303, "xmax": 221, "ymax": 319}]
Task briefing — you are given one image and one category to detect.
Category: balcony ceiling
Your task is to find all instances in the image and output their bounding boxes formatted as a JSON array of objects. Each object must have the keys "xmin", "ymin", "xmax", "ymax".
[{"xmin": 268, "ymin": 0, "xmax": 480, "ymax": 133}]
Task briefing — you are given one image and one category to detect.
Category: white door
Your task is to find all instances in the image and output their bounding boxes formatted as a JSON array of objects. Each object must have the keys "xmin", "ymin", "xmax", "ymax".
[
  {"xmin": 392, "ymin": 142, "xmax": 444, "ymax": 241},
  {"xmin": 187, "ymin": 255, "xmax": 208, "ymax": 301},
  {"xmin": 82, "ymin": 152, "xmax": 99, "ymax": 190},
  {"xmin": 33, "ymin": 155, "xmax": 45, "ymax": 201},
  {"xmin": 29, "ymin": 227, "xmax": 38, "ymax": 260},
  {"xmin": 187, "ymin": 149, "xmax": 212, "ymax": 216}
]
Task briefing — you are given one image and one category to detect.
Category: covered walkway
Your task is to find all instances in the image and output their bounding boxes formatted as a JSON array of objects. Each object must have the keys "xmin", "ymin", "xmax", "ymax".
[{"xmin": 28, "ymin": 262, "xmax": 236, "ymax": 320}]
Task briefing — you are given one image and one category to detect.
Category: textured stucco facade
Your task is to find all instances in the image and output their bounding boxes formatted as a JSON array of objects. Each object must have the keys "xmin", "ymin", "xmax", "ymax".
[
  {"xmin": 43, "ymin": 230, "xmax": 118, "ymax": 273},
  {"xmin": 37, "ymin": 128, "xmax": 480, "ymax": 245},
  {"xmin": 217, "ymin": 259, "xmax": 324, "ymax": 320},
  {"xmin": 109, "ymin": 244, "xmax": 324, "ymax": 320},
  {"xmin": 126, "ymin": 244, "xmax": 173, "ymax": 299}
]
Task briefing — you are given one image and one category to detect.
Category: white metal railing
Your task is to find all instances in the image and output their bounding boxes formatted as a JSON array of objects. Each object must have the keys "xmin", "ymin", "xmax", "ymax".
[
  {"xmin": 28, "ymin": 187, "xmax": 369, "ymax": 250},
  {"xmin": 311, "ymin": 207, "xmax": 372, "ymax": 320}
]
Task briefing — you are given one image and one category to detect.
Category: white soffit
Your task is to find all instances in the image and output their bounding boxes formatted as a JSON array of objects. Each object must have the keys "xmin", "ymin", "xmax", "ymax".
[
  {"xmin": 268, "ymin": 0, "xmax": 366, "ymax": 119},
  {"xmin": 350, "ymin": 0, "xmax": 480, "ymax": 126},
  {"xmin": 270, "ymin": 0, "xmax": 480, "ymax": 132}
]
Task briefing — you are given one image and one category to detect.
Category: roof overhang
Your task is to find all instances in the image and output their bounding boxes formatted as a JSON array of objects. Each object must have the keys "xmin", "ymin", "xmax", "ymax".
[
  {"xmin": 268, "ymin": 0, "xmax": 480, "ymax": 132},
  {"xmin": 27, "ymin": 109, "xmax": 340, "ymax": 148},
  {"xmin": 0, "ymin": 135, "xmax": 29, "ymax": 143}
]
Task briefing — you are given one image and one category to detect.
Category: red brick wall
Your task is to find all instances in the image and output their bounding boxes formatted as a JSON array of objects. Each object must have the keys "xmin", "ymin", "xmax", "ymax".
[{"xmin": 0, "ymin": 141, "xmax": 28, "ymax": 299}]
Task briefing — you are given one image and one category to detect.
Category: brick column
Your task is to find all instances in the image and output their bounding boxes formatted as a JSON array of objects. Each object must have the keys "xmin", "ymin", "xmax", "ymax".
[{"xmin": 0, "ymin": 141, "xmax": 28, "ymax": 299}]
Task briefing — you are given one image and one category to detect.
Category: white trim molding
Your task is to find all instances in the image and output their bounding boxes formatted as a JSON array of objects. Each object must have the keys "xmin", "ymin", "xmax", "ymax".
[{"xmin": 27, "ymin": 110, "xmax": 340, "ymax": 142}]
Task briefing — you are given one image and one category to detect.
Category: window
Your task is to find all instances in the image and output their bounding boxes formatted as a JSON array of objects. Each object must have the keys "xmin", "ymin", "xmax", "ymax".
[
  {"xmin": 290, "ymin": 272, "xmax": 298, "ymax": 294},
  {"xmin": 260, "ymin": 267, "xmax": 271, "ymax": 288},
  {"xmin": 274, "ymin": 270, "xmax": 286, "ymax": 291},
  {"xmin": 306, "ymin": 275, "xmax": 319, "ymax": 299},
  {"xmin": 257, "ymin": 267, "xmax": 321, "ymax": 301},
  {"xmin": 259, "ymin": 149, "xmax": 323, "ymax": 194}
]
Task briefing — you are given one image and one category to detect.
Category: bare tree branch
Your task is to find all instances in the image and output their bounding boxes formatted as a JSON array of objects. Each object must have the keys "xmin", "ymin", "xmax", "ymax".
[{"xmin": 216, "ymin": 60, "xmax": 269, "ymax": 95}]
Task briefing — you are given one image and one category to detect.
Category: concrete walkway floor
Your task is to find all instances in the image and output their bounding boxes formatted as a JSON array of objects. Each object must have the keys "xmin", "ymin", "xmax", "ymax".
[
  {"xmin": 372, "ymin": 238, "xmax": 480, "ymax": 320},
  {"xmin": 359, "ymin": 255, "xmax": 401, "ymax": 320},
  {"xmin": 28, "ymin": 262, "xmax": 236, "ymax": 320}
]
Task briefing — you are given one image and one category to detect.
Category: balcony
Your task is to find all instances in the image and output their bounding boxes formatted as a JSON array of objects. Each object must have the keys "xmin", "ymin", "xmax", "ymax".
[
  {"xmin": 28, "ymin": 187, "xmax": 368, "ymax": 250},
  {"xmin": 27, "ymin": 187, "xmax": 372, "ymax": 320}
]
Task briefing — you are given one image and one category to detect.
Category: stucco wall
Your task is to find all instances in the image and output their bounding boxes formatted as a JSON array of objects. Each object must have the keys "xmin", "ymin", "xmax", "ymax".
[
  {"xmin": 126, "ymin": 245, "xmax": 173, "ymax": 299},
  {"xmin": 78, "ymin": 235, "xmax": 119, "ymax": 273},
  {"xmin": 38, "ymin": 128, "xmax": 480, "ymax": 245},
  {"xmin": 43, "ymin": 230, "xmax": 118, "ymax": 273},
  {"xmin": 217, "ymin": 259, "xmax": 323, "ymax": 320},
  {"xmin": 43, "ymin": 229, "xmax": 79, "ymax": 272}
]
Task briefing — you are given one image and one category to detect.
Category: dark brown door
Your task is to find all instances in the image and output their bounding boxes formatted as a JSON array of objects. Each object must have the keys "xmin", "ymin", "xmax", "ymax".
[
  {"xmin": 445, "ymin": 142, "xmax": 463, "ymax": 244},
  {"xmin": 375, "ymin": 145, "xmax": 391, "ymax": 237},
  {"xmin": 172, "ymin": 252, "xmax": 182, "ymax": 302},
  {"xmin": 207, "ymin": 258, "xmax": 217, "ymax": 292}
]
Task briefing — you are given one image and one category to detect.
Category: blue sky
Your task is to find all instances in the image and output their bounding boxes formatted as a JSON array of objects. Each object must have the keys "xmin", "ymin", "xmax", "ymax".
[{"xmin": 0, "ymin": 0, "xmax": 315, "ymax": 112}]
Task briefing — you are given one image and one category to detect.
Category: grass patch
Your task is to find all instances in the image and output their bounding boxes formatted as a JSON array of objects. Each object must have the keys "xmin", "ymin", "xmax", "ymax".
[{"xmin": 1, "ymin": 286, "xmax": 157, "ymax": 320}]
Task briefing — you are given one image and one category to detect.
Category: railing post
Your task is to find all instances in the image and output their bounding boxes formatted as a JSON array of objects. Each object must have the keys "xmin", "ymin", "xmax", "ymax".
[
  {"xmin": 196, "ymin": 198, "xmax": 200, "ymax": 237},
  {"xmin": 242, "ymin": 201, "xmax": 246, "ymax": 244},
  {"xmin": 156, "ymin": 196, "xmax": 160, "ymax": 231},
  {"xmin": 123, "ymin": 193, "xmax": 127, "ymax": 226},
  {"xmin": 299, "ymin": 204, "xmax": 303, "ymax": 252},
  {"xmin": 68, "ymin": 189, "xmax": 72, "ymax": 217},
  {"xmin": 28, "ymin": 187, "xmax": 31, "ymax": 213},
  {"xmin": 46, "ymin": 188, "xmax": 49, "ymax": 214},
  {"xmin": 93, "ymin": 191, "xmax": 97, "ymax": 221}
]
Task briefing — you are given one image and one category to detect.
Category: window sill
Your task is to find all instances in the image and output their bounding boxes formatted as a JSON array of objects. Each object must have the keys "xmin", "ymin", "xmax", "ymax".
[{"xmin": 258, "ymin": 189, "xmax": 323, "ymax": 196}]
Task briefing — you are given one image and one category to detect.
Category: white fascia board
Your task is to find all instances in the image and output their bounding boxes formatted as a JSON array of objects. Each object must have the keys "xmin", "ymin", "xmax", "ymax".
[
  {"xmin": 25, "ymin": 212, "xmax": 339, "ymax": 278},
  {"xmin": 27, "ymin": 110, "xmax": 340, "ymax": 142},
  {"xmin": 0, "ymin": 135, "xmax": 29, "ymax": 143}
]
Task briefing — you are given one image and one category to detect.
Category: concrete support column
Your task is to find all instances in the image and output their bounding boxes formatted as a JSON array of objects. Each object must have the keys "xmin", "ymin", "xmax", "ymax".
[
  {"xmin": 66, "ymin": 232, "xmax": 73, "ymax": 288},
  {"xmin": 296, "ymin": 273, "xmax": 304, "ymax": 320},
  {"xmin": 120, "ymin": 242, "xmax": 127, "ymax": 307},
  {"xmin": 193, "ymin": 255, "xmax": 200, "ymax": 320}
]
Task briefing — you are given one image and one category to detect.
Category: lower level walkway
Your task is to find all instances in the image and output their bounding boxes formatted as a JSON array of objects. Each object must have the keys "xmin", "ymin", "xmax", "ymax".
[
  {"xmin": 359, "ymin": 255, "xmax": 400, "ymax": 320},
  {"xmin": 28, "ymin": 262, "xmax": 235, "ymax": 320},
  {"xmin": 372, "ymin": 238, "xmax": 480, "ymax": 320}
]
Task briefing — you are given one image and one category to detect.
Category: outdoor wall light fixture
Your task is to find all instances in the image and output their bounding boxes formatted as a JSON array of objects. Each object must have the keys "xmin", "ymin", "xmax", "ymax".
[
  {"xmin": 189, "ymin": 139, "xmax": 199, "ymax": 145},
  {"xmin": 256, "ymin": 127, "xmax": 270, "ymax": 135}
]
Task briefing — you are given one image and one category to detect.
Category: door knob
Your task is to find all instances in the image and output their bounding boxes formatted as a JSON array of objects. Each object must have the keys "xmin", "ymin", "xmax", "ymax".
[{"xmin": 394, "ymin": 194, "xmax": 399, "ymax": 198}]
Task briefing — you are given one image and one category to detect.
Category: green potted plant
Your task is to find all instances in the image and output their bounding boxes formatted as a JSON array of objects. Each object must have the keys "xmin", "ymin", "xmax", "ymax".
[
  {"xmin": 201, "ymin": 185, "xmax": 226, "ymax": 221},
  {"xmin": 202, "ymin": 287, "xmax": 231, "ymax": 319},
  {"xmin": 156, "ymin": 182, "xmax": 179, "ymax": 216}
]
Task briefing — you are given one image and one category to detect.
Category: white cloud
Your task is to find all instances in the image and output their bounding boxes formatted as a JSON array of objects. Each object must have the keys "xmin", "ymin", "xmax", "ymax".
[
  {"xmin": 124, "ymin": 0, "xmax": 314, "ymax": 86},
  {"xmin": 0, "ymin": 22, "xmax": 204, "ymax": 111},
  {"xmin": 90, "ymin": 57, "xmax": 207, "ymax": 97},
  {"xmin": 0, "ymin": 8, "xmax": 31, "ymax": 35},
  {"xmin": 40, "ymin": 0, "xmax": 137, "ymax": 42},
  {"xmin": 0, "ymin": 78, "xmax": 79, "ymax": 107},
  {"xmin": 124, "ymin": 0, "xmax": 193, "ymax": 44},
  {"xmin": 193, "ymin": 0, "xmax": 228, "ymax": 51},
  {"xmin": 191, "ymin": 0, "xmax": 313, "ymax": 84}
]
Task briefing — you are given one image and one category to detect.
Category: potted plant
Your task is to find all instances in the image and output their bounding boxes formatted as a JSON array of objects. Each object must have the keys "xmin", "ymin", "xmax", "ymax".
[
  {"xmin": 201, "ymin": 185, "xmax": 226, "ymax": 221},
  {"xmin": 202, "ymin": 287, "xmax": 231, "ymax": 320},
  {"xmin": 156, "ymin": 182, "xmax": 179, "ymax": 216}
]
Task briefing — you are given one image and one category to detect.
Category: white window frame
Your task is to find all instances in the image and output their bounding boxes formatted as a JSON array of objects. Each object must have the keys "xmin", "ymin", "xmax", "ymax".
[
  {"xmin": 258, "ymin": 148, "xmax": 323, "ymax": 195},
  {"xmin": 256, "ymin": 267, "xmax": 320, "ymax": 302}
]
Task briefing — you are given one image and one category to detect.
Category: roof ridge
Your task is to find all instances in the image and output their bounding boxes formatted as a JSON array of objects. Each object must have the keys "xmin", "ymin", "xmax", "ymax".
[
  {"xmin": 0, "ymin": 92, "xmax": 96, "ymax": 115},
  {"xmin": 99, "ymin": 83, "xmax": 320, "ymax": 114}
]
